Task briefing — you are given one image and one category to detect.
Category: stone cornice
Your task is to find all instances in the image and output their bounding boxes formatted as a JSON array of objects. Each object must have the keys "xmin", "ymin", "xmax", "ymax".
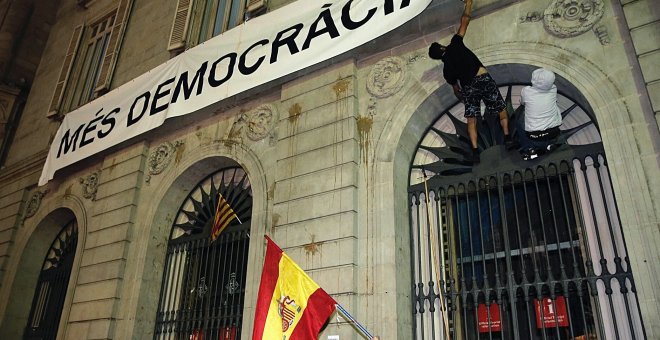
[{"xmin": 0, "ymin": 149, "xmax": 47, "ymax": 184}]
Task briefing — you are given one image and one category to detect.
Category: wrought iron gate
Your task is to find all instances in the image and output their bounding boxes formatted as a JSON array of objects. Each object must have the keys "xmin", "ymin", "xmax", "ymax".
[
  {"xmin": 409, "ymin": 85, "xmax": 646, "ymax": 339},
  {"xmin": 24, "ymin": 220, "xmax": 78, "ymax": 340},
  {"xmin": 154, "ymin": 167, "xmax": 252, "ymax": 340}
]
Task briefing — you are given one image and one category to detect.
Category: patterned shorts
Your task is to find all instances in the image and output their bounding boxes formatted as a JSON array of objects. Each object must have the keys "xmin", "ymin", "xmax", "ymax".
[{"xmin": 462, "ymin": 73, "xmax": 506, "ymax": 118}]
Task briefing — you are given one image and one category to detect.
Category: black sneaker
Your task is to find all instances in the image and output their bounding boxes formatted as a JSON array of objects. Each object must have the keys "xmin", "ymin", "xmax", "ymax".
[
  {"xmin": 521, "ymin": 149, "xmax": 538, "ymax": 161},
  {"xmin": 546, "ymin": 143, "xmax": 558, "ymax": 152}
]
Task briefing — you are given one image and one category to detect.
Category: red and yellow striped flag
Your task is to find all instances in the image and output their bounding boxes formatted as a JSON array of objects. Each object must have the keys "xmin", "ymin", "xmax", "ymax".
[
  {"xmin": 210, "ymin": 193, "xmax": 237, "ymax": 242},
  {"xmin": 252, "ymin": 236, "xmax": 336, "ymax": 340}
]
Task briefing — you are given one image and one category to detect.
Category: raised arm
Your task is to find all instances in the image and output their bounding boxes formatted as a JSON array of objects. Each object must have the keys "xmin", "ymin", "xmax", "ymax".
[{"xmin": 457, "ymin": 0, "xmax": 473, "ymax": 37}]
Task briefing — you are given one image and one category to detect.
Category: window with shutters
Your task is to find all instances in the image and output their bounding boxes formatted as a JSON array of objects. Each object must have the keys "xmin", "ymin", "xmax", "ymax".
[
  {"xmin": 48, "ymin": 0, "xmax": 133, "ymax": 119},
  {"xmin": 168, "ymin": 0, "xmax": 266, "ymax": 53}
]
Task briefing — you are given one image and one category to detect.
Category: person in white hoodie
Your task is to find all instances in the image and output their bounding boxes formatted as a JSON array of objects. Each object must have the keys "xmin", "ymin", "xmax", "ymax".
[{"xmin": 518, "ymin": 68, "xmax": 562, "ymax": 160}]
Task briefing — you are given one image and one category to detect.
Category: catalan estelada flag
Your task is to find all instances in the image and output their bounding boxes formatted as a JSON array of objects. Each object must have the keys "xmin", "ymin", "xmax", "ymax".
[
  {"xmin": 210, "ymin": 193, "xmax": 237, "ymax": 242},
  {"xmin": 252, "ymin": 236, "xmax": 336, "ymax": 340}
]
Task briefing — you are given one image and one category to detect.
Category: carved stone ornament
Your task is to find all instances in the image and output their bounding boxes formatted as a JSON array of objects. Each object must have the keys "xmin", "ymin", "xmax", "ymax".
[
  {"xmin": 245, "ymin": 105, "xmax": 276, "ymax": 141},
  {"xmin": 366, "ymin": 56, "xmax": 407, "ymax": 99},
  {"xmin": 543, "ymin": 0, "xmax": 604, "ymax": 38},
  {"xmin": 79, "ymin": 171, "xmax": 100, "ymax": 200},
  {"xmin": 24, "ymin": 189, "xmax": 49, "ymax": 219},
  {"xmin": 147, "ymin": 141, "xmax": 184, "ymax": 177}
]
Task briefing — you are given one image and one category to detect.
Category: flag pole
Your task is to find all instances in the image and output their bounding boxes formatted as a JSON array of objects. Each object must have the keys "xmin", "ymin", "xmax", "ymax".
[
  {"xmin": 421, "ymin": 168, "xmax": 451, "ymax": 340},
  {"xmin": 335, "ymin": 303, "xmax": 374, "ymax": 339}
]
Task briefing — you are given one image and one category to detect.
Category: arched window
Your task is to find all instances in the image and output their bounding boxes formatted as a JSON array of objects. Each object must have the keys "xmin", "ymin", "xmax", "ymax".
[
  {"xmin": 409, "ymin": 84, "xmax": 646, "ymax": 339},
  {"xmin": 24, "ymin": 220, "xmax": 78, "ymax": 340},
  {"xmin": 154, "ymin": 166, "xmax": 252, "ymax": 340}
]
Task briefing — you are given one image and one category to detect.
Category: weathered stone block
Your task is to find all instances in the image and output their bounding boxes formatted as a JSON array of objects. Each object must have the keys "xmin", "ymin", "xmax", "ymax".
[
  {"xmin": 274, "ymin": 162, "xmax": 358, "ymax": 203},
  {"xmin": 639, "ymin": 50, "xmax": 660, "ymax": 82},
  {"xmin": 77, "ymin": 259, "xmax": 126, "ymax": 284},
  {"xmin": 86, "ymin": 223, "xmax": 131, "ymax": 248},
  {"xmin": 73, "ymin": 279, "xmax": 121, "ymax": 303},
  {"xmin": 623, "ymin": 0, "xmax": 660, "ymax": 29},
  {"xmin": 282, "ymin": 61, "xmax": 357, "ymax": 100},
  {"xmin": 281, "ymin": 101, "xmax": 358, "ymax": 138},
  {"xmin": 273, "ymin": 186, "xmax": 357, "ymax": 225},
  {"xmin": 630, "ymin": 21, "xmax": 660, "ymax": 56},
  {"xmin": 275, "ymin": 139, "xmax": 359, "ymax": 179},
  {"xmin": 272, "ymin": 211, "xmax": 358, "ymax": 246},
  {"xmin": 68, "ymin": 298, "xmax": 116, "ymax": 322},
  {"xmin": 81, "ymin": 241, "xmax": 128, "ymax": 267},
  {"xmin": 95, "ymin": 172, "xmax": 142, "ymax": 199},
  {"xmin": 89, "ymin": 205, "xmax": 135, "ymax": 232}
]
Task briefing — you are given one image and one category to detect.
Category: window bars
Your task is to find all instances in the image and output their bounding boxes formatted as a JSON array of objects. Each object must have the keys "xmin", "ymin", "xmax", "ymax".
[
  {"xmin": 154, "ymin": 167, "xmax": 252, "ymax": 340},
  {"xmin": 409, "ymin": 155, "xmax": 645, "ymax": 340},
  {"xmin": 25, "ymin": 220, "xmax": 78, "ymax": 340}
]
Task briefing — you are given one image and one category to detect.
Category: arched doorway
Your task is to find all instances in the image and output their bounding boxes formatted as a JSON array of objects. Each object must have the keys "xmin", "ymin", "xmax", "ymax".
[
  {"xmin": 154, "ymin": 166, "xmax": 252, "ymax": 340},
  {"xmin": 408, "ymin": 74, "xmax": 646, "ymax": 339},
  {"xmin": 24, "ymin": 219, "xmax": 78, "ymax": 340}
]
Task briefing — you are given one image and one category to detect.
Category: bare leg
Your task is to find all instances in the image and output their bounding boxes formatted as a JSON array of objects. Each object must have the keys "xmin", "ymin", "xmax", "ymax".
[
  {"xmin": 498, "ymin": 109, "xmax": 509, "ymax": 136},
  {"xmin": 467, "ymin": 117, "xmax": 478, "ymax": 149}
]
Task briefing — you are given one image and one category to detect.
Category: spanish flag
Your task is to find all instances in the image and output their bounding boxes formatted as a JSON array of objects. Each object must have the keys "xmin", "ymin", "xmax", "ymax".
[
  {"xmin": 252, "ymin": 236, "xmax": 336, "ymax": 340},
  {"xmin": 210, "ymin": 193, "xmax": 237, "ymax": 242}
]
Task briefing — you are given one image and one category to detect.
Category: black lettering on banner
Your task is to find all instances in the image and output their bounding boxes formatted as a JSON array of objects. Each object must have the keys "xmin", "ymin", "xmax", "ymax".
[
  {"xmin": 384, "ymin": 0, "xmax": 394, "ymax": 14},
  {"xmin": 128, "ymin": 92, "xmax": 151, "ymax": 126},
  {"xmin": 209, "ymin": 53, "xmax": 237, "ymax": 87},
  {"xmin": 270, "ymin": 23, "xmax": 304, "ymax": 64},
  {"xmin": 98, "ymin": 107, "xmax": 119, "ymax": 139},
  {"xmin": 172, "ymin": 62, "xmax": 208, "ymax": 103},
  {"xmin": 303, "ymin": 4, "xmax": 341, "ymax": 51},
  {"xmin": 384, "ymin": 0, "xmax": 410, "ymax": 15},
  {"xmin": 80, "ymin": 109, "xmax": 105, "ymax": 148},
  {"xmin": 151, "ymin": 77, "xmax": 175, "ymax": 116},
  {"xmin": 341, "ymin": 0, "xmax": 376, "ymax": 30},
  {"xmin": 57, "ymin": 124, "xmax": 85, "ymax": 158},
  {"xmin": 239, "ymin": 39, "xmax": 269, "ymax": 75}
]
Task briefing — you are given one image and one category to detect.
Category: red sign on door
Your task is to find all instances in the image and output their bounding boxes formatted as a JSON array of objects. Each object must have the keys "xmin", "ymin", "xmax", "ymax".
[
  {"xmin": 219, "ymin": 326, "xmax": 237, "ymax": 340},
  {"xmin": 189, "ymin": 327, "xmax": 237, "ymax": 340},
  {"xmin": 477, "ymin": 303, "xmax": 502, "ymax": 333},
  {"xmin": 534, "ymin": 296, "xmax": 569, "ymax": 328}
]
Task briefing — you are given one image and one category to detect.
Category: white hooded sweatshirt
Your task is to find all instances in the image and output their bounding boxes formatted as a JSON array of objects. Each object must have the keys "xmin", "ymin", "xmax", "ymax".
[{"xmin": 520, "ymin": 68, "xmax": 561, "ymax": 132}]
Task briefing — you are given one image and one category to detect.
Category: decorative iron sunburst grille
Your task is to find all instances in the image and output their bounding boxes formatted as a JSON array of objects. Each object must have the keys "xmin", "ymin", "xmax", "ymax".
[
  {"xmin": 409, "ymin": 86, "xmax": 646, "ymax": 339},
  {"xmin": 25, "ymin": 220, "xmax": 78, "ymax": 340},
  {"xmin": 170, "ymin": 166, "xmax": 252, "ymax": 241},
  {"xmin": 155, "ymin": 166, "xmax": 252, "ymax": 340},
  {"xmin": 410, "ymin": 84, "xmax": 602, "ymax": 187}
]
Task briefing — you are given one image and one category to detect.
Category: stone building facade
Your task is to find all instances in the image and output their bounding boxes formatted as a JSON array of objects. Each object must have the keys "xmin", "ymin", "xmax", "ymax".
[{"xmin": 0, "ymin": 0, "xmax": 658, "ymax": 339}]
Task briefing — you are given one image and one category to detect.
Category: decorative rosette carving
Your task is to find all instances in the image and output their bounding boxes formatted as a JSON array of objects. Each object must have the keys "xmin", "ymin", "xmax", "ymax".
[
  {"xmin": 79, "ymin": 171, "xmax": 100, "ymax": 200},
  {"xmin": 544, "ymin": 0, "xmax": 604, "ymax": 38},
  {"xmin": 146, "ymin": 141, "xmax": 184, "ymax": 182},
  {"xmin": 366, "ymin": 56, "xmax": 407, "ymax": 98},
  {"xmin": 24, "ymin": 190, "xmax": 49, "ymax": 219},
  {"xmin": 245, "ymin": 104, "xmax": 277, "ymax": 141}
]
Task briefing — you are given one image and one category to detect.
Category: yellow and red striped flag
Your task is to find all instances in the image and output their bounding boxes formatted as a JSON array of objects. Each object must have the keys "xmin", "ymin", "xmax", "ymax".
[
  {"xmin": 252, "ymin": 236, "xmax": 336, "ymax": 340},
  {"xmin": 210, "ymin": 193, "xmax": 237, "ymax": 242}
]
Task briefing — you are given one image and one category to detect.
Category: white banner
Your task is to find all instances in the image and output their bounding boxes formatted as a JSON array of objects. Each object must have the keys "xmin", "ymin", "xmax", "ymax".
[{"xmin": 39, "ymin": 0, "xmax": 432, "ymax": 185}]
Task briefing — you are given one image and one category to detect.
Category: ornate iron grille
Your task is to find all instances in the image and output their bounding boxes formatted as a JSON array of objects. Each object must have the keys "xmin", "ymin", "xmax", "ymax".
[
  {"xmin": 409, "ymin": 86, "xmax": 646, "ymax": 339},
  {"xmin": 154, "ymin": 167, "xmax": 252, "ymax": 340},
  {"xmin": 24, "ymin": 220, "xmax": 78, "ymax": 340}
]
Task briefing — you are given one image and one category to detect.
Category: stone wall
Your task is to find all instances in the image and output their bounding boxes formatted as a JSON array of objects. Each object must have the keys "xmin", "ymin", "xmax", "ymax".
[{"xmin": 0, "ymin": 0, "xmax": 659, "ymax": 339}]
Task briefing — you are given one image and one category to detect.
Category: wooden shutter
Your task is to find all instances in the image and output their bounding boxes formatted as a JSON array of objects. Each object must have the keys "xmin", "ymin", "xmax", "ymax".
[
  {"xmin": 246, "ymin": 0, "xmax": 265, "ymax": 13},
  {"xmin": 48, "ymin": 25, "xmax": 84, "ymax": 119},
  {"xmin": 93, "ymin": 0, "xmax": 134, "ymax": 95},
  {"xmin": 168, "ymin": 0, "xmax": 193, "ymax": 52}
]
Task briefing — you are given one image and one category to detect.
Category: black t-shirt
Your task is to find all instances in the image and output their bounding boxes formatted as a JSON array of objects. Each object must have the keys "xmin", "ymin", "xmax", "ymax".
[{"xmin": 442, "ymin": 34, "xmax": 483, "ymax": 87}]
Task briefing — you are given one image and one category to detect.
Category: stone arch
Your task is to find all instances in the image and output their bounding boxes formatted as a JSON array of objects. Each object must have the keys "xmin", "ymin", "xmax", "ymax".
[
  {"xmin": 117, "ymin": 140, "xmax": 268, "ymax": 339},
  {"xmin": 368, "ymin": 41, "xmax": 647, "ymax": 338},
  {"xmin": 0, "ymin": 193, "xmax": 87, "ymax": 340}
]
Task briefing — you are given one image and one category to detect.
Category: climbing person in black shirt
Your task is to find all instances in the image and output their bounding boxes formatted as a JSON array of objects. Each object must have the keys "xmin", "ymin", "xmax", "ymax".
[{"xmin": 428, "ymin": 0, "xmax": 514, "ymax": 164}]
